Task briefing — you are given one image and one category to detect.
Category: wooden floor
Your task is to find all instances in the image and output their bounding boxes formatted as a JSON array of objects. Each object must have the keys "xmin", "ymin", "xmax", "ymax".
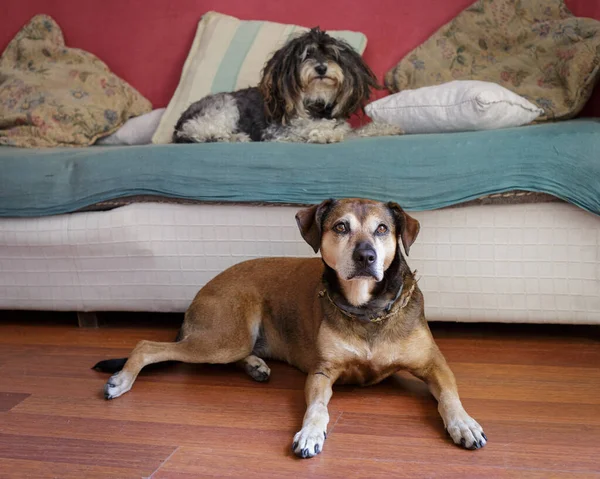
[{"xmin": 0, "ymin": 311, "xmax": 599, "ymax": 478}]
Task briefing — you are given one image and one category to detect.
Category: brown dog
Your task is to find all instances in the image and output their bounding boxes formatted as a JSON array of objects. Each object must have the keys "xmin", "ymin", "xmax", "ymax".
[{"xmin": 93, "ymin": 198, "xmax": 486, "ymax": 457}]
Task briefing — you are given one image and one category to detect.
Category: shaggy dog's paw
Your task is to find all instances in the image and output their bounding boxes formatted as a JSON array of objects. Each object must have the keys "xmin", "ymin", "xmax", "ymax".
[
  {"xmin": 305, "ymin": 120, "xmax": 350, "ymax": 144},
  {"xmin": 307, "ymin": 129, "xmax": 332, "ymax": 144},
  {"xmin": 230, "ymin": 133, "xmax": 251, "ymax": 143},
  {"xmin": 446, "ymin": 413, "xmax": 487, "ymax": 450},
  {"xmin": 307, "ymin": 129, "xmax": 346, "ymax": 144},
  {"xmin": 292, "ymin": 426, "xmax": 327, "ymax": 458},
  {"xmin": 351, "ymin": 121, "xmax": 404, "ymax": 138},
  {"xmin": 104, "ymin": 371, "xmax": 134, "ymax": 400}
]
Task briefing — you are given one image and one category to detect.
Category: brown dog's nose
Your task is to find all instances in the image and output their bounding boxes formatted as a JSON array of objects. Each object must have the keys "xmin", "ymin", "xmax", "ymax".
[{"xmin": 353, "ymin": 242, "xmax": 376, "ymax": 266}]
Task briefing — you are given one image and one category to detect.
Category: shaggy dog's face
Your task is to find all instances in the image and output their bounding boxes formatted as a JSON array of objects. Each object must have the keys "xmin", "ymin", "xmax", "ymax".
[
  {"xmin": 298, "ymin": 44, "xmax": 345, "ymax": 107},
  {"xmin": 259, "ymin": 28, "xmax": 379, "ymax": 124}
]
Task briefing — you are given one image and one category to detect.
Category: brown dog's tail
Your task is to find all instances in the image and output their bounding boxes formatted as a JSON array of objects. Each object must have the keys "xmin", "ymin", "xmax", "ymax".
[
  {"xmin": 92, "ymin": 327, "xmax": 184, "ymax": 373},
  {"xmin": 92, "ymin": 358, "xmax": 127, "ymax": 373}
]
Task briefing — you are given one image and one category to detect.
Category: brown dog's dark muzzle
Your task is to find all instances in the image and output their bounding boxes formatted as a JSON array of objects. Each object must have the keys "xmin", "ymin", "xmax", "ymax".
[{"xmin": 352, "ymin": 242, "xmax": 377, "ymax": 276}]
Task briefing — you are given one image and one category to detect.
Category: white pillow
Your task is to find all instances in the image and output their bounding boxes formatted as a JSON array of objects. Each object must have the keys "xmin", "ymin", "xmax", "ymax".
[
  {"xmin": 365, "ymin": 80, "xmax": 543, "ymax": 134},
  {"xmin": 97, "ymin": 108, "xmax": 166, "ymax": 145}
]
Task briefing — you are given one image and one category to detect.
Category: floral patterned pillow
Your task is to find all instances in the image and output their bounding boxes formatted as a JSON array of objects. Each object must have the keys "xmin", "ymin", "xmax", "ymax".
[
  {"xmin": 384, "ymin": 0, "xmax": 600, "ymax": 121},
  {"xmin": 0, "ymin": 15, "xmax": 151, "ymax": 147}
]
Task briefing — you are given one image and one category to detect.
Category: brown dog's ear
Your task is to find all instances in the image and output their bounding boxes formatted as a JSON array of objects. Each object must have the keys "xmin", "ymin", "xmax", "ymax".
[
  {"xmin": 295, "ymin": 199, "xmax": 335, "ymax": 253},
  {"xmin": 387, "ymin": 202, "xmax": 420, "ymax": 256}
]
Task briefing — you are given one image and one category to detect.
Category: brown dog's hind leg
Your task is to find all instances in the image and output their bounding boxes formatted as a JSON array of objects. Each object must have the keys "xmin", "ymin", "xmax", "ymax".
[
  {"xmin": 237, "ymin": 355, "xmax": 271, "ymax": 382},
  {"xmin": 410, "ymin": 348, "xmax": 487, "ymax": 450},
  {"xmin": 104, "ymin": 336, "xmax": 252, "ymax": 399}
]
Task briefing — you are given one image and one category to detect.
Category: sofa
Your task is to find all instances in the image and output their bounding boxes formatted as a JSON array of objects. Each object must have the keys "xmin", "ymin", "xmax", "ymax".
[{"xmin": 1, "ymin": 0, "xmax": 599, "ymax": 325}]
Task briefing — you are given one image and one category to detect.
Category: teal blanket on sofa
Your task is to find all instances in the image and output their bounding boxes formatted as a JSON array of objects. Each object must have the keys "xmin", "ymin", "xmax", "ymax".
[{"xmin": 1, "ymin": 119, "xmax": 599, "ymax": 217}]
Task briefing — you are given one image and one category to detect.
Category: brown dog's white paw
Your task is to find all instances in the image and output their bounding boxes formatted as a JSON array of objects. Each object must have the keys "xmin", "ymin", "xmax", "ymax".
[
  {"xmin": 104, "ymin": 371, "xmax": 134, "ymax": 400},
  {"xmin": 292, "ymin": 426, "xmax": 327, "ymax": 458},
  {"xmin": 240, "ymin": 355, "xmax": 271, "ymax": 382},
  {"xmin": 446, "ymin": 414, "xmax": 487, "ymax": 450}
]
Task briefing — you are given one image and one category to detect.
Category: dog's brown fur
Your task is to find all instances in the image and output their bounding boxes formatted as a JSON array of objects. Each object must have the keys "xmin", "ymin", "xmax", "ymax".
[{"xmin": 94, "ymin": 198, "xmax": 486, "ymax": 458}]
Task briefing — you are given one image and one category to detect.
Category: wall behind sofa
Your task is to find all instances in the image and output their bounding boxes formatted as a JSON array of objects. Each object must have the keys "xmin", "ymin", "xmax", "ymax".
[{"xmin": 3, "ymin": 0, "xmax": 599, "ymax": 115}]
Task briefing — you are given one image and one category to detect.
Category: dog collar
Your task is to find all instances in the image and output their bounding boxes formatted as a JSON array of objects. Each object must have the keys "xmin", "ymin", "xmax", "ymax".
[{"xmin": 318, "ymin": 271, "xmax": 418, "ymax": 324}]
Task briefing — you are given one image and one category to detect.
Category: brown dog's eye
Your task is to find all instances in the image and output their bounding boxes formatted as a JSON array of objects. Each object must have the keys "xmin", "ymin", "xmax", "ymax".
[
  {"xmin": 333, "ymin": 223, "xmax": 347, "ymax": 234},
  {"xmin": 376, "ymin": 224, "xmax": 388, "ymax": 235}
]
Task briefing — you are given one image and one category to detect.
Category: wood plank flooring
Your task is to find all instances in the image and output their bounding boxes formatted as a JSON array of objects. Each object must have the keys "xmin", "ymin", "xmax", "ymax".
[{"xmin": 0, "ymin": 311, "xmax": 598, "ymax": 478}]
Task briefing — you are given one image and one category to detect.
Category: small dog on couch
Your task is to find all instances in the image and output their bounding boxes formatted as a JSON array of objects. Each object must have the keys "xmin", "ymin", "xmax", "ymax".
[
  {"xmin": 172, "ymin": 27, "xmax": 401, "ymax": 144},
  {"xmin": 94, "ymin": 198, "xmax": 487, "ymax": 458}
]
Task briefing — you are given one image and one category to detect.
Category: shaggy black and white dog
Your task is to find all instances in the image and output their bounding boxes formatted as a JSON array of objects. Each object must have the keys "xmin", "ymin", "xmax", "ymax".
[{"xmin": 173, "ymin": 27, "xmax": 401, "ymax": 144}]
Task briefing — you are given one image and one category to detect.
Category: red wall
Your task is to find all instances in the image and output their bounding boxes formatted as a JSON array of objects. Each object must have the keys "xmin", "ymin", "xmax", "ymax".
[{"xmin": 3, "ymin": 0, "xmax": 599, "ymax": 113}]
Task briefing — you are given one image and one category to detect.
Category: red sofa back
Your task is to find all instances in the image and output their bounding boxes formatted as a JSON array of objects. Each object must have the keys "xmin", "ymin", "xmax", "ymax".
[{"xmin": 3, "ymin": 0, "xmax": 600, "ymax": 115}]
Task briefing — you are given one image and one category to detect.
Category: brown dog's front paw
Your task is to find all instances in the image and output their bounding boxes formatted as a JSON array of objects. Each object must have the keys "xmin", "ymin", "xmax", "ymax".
[
  {"xmin": 292, "ymin": 426, "xmax": 326, "ymax": 458},
  {"xmin": 446, "ymin": 414, "xmax": 487, "ymax": 450},
  {"xmin": 104, "ymin": 371, "xmax": 133, "ymax": 400}
]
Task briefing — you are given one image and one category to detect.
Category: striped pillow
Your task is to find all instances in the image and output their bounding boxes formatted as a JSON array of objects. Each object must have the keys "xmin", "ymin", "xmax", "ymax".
[{"xmin": 152, "ymin": 11, "xmax": 368, "ymax": 144}]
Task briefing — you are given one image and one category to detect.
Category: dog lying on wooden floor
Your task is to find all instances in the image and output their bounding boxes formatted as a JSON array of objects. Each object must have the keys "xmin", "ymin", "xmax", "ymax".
[{"xmin": 93, "ymin": 198, "xmax": 487, "ymax": 458}]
